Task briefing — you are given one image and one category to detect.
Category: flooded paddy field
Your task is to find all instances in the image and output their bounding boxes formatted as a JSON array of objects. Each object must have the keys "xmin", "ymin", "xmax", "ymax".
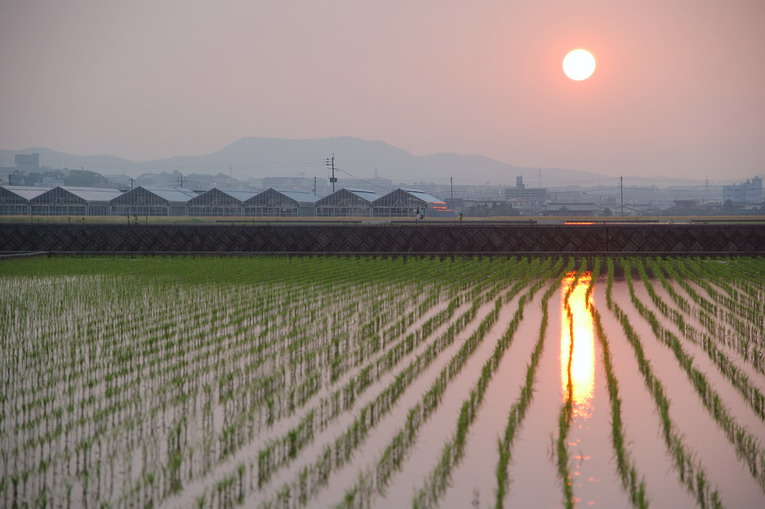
[{"xmin": 1, "ymin": 255, "xmax": 764, "ymax": 508}]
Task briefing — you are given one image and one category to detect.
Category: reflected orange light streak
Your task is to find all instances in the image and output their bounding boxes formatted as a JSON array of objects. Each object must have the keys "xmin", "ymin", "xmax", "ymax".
[{"xmin": 561, "ymin": 271, "xmax": 595, "ymax": 419}]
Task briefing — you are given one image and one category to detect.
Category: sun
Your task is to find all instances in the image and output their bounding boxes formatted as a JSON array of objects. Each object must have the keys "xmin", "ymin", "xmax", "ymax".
[{"xmin": 563, "ymin": 49, "xmax": 596, "ymax": 81}]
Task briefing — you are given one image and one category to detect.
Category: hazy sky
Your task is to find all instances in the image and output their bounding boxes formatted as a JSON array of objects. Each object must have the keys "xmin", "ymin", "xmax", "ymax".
[{"xmin": 1, "ymin": 0, "xmax": 763, "ymax": 180}]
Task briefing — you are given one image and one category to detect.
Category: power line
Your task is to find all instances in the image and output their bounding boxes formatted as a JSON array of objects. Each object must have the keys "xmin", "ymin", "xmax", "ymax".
[{"xmin": 335, "ymin": 167, "xmax": 390, "ymax": 191}]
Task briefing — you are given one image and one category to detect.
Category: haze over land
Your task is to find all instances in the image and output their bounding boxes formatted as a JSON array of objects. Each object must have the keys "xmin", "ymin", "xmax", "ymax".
[
  {"xmin": 1, "ymin": 137, "xmax": 624, "ymax": 187},
  {"xmin": 1, "ymin": 1, "xmax": 763, "ymax": 181}
]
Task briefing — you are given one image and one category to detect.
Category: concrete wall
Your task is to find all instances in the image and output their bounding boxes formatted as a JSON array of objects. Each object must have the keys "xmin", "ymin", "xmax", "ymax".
[{"xmin": 1, "ymin": 223, "xmax": 764, "ymax": 254}]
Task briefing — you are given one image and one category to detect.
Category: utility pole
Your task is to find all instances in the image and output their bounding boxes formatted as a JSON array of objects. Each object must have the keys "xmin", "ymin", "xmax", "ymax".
[
  {"xmin": 177, "ymin": 174, "xmax": 185, "ymax": 188},
  {"xmin": 450, "ymin": 176, "xmax": 453, "ymax": 200},
  {"xmin": 313, "ymin": 176, "xmax": 317, "ymax": 196},
  {"xmin": 325, "ymin": 154, "xmax": 337, "ymax": 193},
  {"xmin": 705, "ymin": 178, "xmax": 709, "ymax": 204},
  {"xmin": 620, "ymin": 176, "xmax": 624, "ymax": 216}
]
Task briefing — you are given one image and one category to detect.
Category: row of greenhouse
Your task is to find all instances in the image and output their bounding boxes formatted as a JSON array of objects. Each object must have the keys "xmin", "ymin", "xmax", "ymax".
[{"xmin": 0, "ymin": 185, "xmax": 456, "ymax": 217}]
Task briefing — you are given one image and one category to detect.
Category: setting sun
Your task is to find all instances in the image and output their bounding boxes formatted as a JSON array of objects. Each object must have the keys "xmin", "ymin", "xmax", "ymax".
[{"xmin": 563, "ymin": 49, "xmax": 596, "ymax": 81}]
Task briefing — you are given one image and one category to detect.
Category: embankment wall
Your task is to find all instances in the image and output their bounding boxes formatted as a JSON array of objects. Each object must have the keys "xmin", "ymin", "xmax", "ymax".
[{"xmin": 2, "ymin": 223, "xmax": 764, "ymax": 255}]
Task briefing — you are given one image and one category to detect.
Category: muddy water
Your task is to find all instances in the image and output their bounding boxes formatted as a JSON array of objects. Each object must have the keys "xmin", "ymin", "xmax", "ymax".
[
  {"xmin": 632, "ymin": 279, "xmax": 765, "ymax": 435},
  {"xmin": 165, "ymin": 293, "xmax": 494, "ymax": 508},
  {"xmin": 649, "ymin": 279, "xmax": 765, "ymax": 393},
  {"xmin": 315, "ymin": 291, "xmax": 526, "ymax": 508},
  {"xmin": 437, "ymin": 292, "xmax": 546, "ymax": 508},
  {"xmin": 502, "ymin": 288, "xmax": 564, "ymax": 509},
  {"xmin": 560, "ymin": 273, "xmax": 628, "ymax": 508},
  {"xmin": 258, "ymin": 291, "xmax": 506, "ymax": 507},
  {"xmin": 594, "ymin": 281, "xmax": 694, "ymax": 508},
  {"xmin": 611, "ymin": 279, "xmax": 764, "ymax": 507},
  {"xmin": 377, "ymin": 291, "xmax": 533, "ymax": 507},
  {"xmin": 9, "ymin": 262, "xmax": 765, "ymax": 509}
]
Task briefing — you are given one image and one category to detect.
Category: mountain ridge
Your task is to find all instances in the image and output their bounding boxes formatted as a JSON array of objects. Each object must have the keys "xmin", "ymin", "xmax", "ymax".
[{"xmin": 1, "ymin": 137, "xmax": 708, "ymax": 187}]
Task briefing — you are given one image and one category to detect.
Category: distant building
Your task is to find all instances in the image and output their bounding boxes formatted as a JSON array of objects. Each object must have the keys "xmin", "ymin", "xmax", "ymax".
[
  {"xmin": 316, "ymin": 188, "xmax": 381, "ymax": 217},
  {"xmin": 371, "ymin": 188, "xmax": 455, "ymax": 218},
  {"xmin": 505, "ymin": 176, "xmax": 546, "ymax": 213},
  {"xmin": 110, "ymin": 187, "xmax": 198, "ymax": 216},
  {"xmin": 30, "ymin": 186, "xmax": 123, "ymax": 216},
  {"xmin": 666, "ymin": 200, "xmax": 702, "ymax": 215},
  {"xmin": 0, "ymin": 185, "xmax": 49, "ymax": 215},
  {"xmin": 15, "ymin": 153, "xmax": 40, "ymax": 172},
  {"xmin": 242, "ymin": 188, "xmax": 319, "ymax": 217},
  {"xmin": 722, "ymin": 177, "xmax": 763, "ymax": 204},
  {"xmin": 186, "ymin": 188, "xmax": 258, "ymax": 216},
  {"xmin": 544, "ymin": 203, "xmax": 601, "ymax": 217}
]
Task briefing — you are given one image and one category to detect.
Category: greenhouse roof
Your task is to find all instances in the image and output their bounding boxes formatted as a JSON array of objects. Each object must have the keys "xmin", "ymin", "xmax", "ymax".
[
  {"xmin": 345, "ymin": 189, "xmax": 382, "ymax": 202},
  {"xmin": 141, "ymin": 187, "xmax": 199, "ymax": 202},
  {"xmin": 0, "ymin": 185, "xmax": 50, "ymax": 200},
  {"xmin": 400, "ymin": 189, "xmax": 446, "ymax": 205},
  {"xmin": 215, "ymin": 189, "xmax": 260, "ymax": 202},
  {"xmin": 59, "ymin": 186, "xmax": 124, "ymax": 202},
  {"xmin": 274, "ymin": 189, "xmax": 320, "ymax": 204}
]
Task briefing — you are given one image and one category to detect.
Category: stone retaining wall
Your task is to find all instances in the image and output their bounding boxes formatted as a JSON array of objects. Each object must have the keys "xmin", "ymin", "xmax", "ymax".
[{"xmin": 1, "ymin": 223, "xmax": 764, "ymax": 254}]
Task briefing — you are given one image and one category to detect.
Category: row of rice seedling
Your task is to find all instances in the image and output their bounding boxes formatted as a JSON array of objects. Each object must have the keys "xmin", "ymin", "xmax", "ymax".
[
  {"xmin": 604, "ymin": 258, "xmax": 723, "ymax": 508},
  {"xmin": 623, "ymin": 259, "xmax": 765, "ymax": 490},
  {"xmin": 257, "ymin": 259, "xmax": 556, "ymax": 508},
  {"xmin": 660, "ymin": 259, "xmax": 764, "ymax": 363},
  {"xmin": 721, "ymin": 257, "xmax": 765, "ymax": 303},
  {"xmin": 3, "ymin": 254, "xmax": 764, "ymax": 508},
  {"xmin": 640, "ymin": 258, "xmax": 765, "ymax": 414},
  {"xmin": 407, "ymin": 258, "xmax": 569, "ymax": 509},
  {"xmin": 553, "ymin": 262, "xmax": 585, "ymax": 509},
  {"xmin": 198, "ymin": 259, "xmax": 541, "ymax": 508},
  {"xmin": 0, "ymin": 256, "xmax": 396, "ymax": 502},
  {"xmin": 2, "ymin": 278, "xmax": 372, "ymax": 504},
  {"xmin": 253, "ymin": 269, "xmax": 507, "ymax": 488},
  {"xmin": 680, "ymin": 258, "xmax": 765, "ymax": 329},
  {"xmin": 586, "ymin": 259, "xmax": 648, "ymax": 508},
  {"xmin": 491, "ymin": 261, "xmax": 571, "ymax": 508},
  {"xmin": 111, "ymin": 260, "xmax": 486, "ymax": 506},
  {"xmin": 2, "ymin": 255, "xmax": 525, "ymax": 508},
  {"xmin": 4, "ymin": 278, "xmax": 368, "ymax": 460}
]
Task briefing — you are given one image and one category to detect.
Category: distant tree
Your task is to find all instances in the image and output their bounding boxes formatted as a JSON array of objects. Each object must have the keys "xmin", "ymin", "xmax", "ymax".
[
  {"xmin": 64, "ymin": 169, "xmax": 109, "ymax": 187},
  {"xmin": 722, "ymin": 199, "xmax": 735, "ymax": 212},
  {"xmin": 20, "ymin": 171, "xmax": 43, "ymax": 186},
  {"xmin": 602, "ymin": 208, "xmax": 613, "ymax": 216}
]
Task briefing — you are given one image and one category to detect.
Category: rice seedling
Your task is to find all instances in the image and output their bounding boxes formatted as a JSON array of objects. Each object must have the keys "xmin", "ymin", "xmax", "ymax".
[
  {"xmin": 606, "ymin": 258, "xmax": 723, "ymax": 508},
  {"xmin": 1, "ymin": 254, "xmax": 762, "ymax": 508}
]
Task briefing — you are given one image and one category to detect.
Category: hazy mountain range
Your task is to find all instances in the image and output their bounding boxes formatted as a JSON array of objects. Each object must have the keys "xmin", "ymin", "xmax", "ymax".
[{"xmin": 1, "ymin": 137, "xmax": 707, "ymax": 188}]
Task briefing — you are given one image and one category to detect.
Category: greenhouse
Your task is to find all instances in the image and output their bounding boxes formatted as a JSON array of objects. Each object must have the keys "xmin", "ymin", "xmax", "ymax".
[
  {"xmin": 242, "ymin": 188, "xmax": 319, "ymax": 217},
  {"xmin": 110, "ymin": 187, "xmax": 198, "ymax": 216},
  {"xmin": 0, "ymin": 185, "xmax": 48, "ymax": 215},
  {"xmin": 29, "ymin": 186, "xmax": 123, "ymax": 216},
  {"xmin": 371, "ymin": 188, "xmax": 455, "ymax": 218},
  {"xmin": 315, "ymin": 188, "xmax": 381, "ymax": 217},
  {"xmin": 186, "ymin": 188, "xmax": 258, "ymax": 216}
]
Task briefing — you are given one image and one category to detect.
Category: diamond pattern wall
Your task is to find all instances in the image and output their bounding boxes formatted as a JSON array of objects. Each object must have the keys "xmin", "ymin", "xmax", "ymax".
[{"xmin": 1, "ymin": 224, "xmax": 764, "ymax": 254}]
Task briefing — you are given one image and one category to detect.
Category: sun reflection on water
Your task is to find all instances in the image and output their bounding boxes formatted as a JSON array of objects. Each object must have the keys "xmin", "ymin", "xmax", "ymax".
[{"xmin": 561, "ymin": 271, "xmax": 595, "ymax": 419}]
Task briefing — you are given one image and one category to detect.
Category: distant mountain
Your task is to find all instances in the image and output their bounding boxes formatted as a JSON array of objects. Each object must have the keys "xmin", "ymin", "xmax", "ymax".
[
  {"xmin": 0, "ymin": 137, "xmax": 689, "ymax": 187},
  {"xmin": 0, "ymin": 147, "xmax": 134, "ymax": 173}
]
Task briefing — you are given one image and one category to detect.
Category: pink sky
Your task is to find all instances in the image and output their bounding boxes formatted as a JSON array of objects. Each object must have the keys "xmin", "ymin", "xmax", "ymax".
[{"xmin": 1, "ymin": 0, "xmax": 763, "ymax": 180}]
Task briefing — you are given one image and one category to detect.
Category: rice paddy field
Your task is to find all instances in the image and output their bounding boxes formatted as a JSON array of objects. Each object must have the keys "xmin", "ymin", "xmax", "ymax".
[{"xmin": 1, "ymin": 254, "xmax": 764, "ymax": 508}]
